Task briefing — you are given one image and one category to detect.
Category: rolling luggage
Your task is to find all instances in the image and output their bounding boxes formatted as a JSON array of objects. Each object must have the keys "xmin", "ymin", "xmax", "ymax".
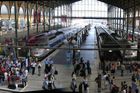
[{"xmin": 8, "ymin": 84, "xmax": 16, "ymax": 89}]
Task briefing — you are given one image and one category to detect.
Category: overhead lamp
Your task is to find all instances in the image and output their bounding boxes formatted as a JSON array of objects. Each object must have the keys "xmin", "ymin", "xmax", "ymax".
[
  {"xmin": 18, "ymin": 47, "xmax": 21, "ymax": 50},
  {"xmin": 109, "ymin": 50, "xmax": 112, "ymax": 52},
  {"xmin": 46, "ymin": 49, "xmax": 50, "ymax": 51},
  {"xmin": 77, "ymin": 50, "xmax": 80, "ymax": 52}
]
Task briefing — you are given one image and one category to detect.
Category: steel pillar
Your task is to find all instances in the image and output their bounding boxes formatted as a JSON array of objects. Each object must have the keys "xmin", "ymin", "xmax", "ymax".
[
  {"xmin": 119, "ymin": 8, "xmax": 122, "ymax": 36},
  {"xmin": 36, "ymin": 1, "xmax": 38, "ymax": 33},
  {"xmin": 14, "ymin": 1, "xmax": 18, "ymax": 58},
  {"xmin": 43, "ymin": 2, "xmax": 46, "ymax": 32},
  {"xmin": 48, "ymin": 5, "xmax": 51, "ymax": 31},
  {"xmin": 117, "ymin": 8, "xmax": 119, "ymax": 33},
  {"xmin": 132, "ymin": 0, "xmax": 136, "ymax": 42},
  {"xmin": 26, "ymin": 1, "xmax": 30, "ymax": 63},
  {"xmin": 27, "ymin": 2, "xmax": 29, "ymax": 41}
]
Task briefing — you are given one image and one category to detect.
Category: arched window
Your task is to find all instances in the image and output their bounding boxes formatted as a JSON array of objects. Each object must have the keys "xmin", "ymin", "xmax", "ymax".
[
  {"xmin": 19, "ymin": 7, "xmax": 24, "ymax": 15},
  {"xmin": 1, "ymin": 4, "xmax": 8, "ymax": 14},
  {"xmin": 11, "ymin": 6, "xmax": 15, "ymax": 14}
]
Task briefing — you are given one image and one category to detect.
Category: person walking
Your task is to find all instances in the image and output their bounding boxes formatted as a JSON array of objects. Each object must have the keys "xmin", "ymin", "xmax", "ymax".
[
  {"xmin": 44, "ymin": 58, "xmax": 50, "ymax": 74},
  {"xmin": 83, "ymin": 77, "xmax": 89, "ymax": 93},
  {"xmin": 37, "ymin": 62, "xmax": 41, "ymax": 76},
  {"xmin": 31, "ymin": 61, "xmax": 36, "ymax": 75},
  {"xmin": 120, "ymin": 64, "xmax": 125, "ymax": 76},
  {"xmin": 131, "ymin": 79, "xmax": 138, "ymax": 93},
  {"xmin": 95, "ymin": 74, "xmax": 101, "ymax": 92},
  {"xmin": 128, "ymin": 86, "xmax": 132, "ymax": 93},
  {"xmin": 21, "ymin": 72, "xmax": 27, "ymax": 87},
  {"xmin": 86, "ymin": 60, "xmax": 91, "ymax": 75},
  {"xmin": 79, "ymin": 82, "xmax": 83, "ymax": 93},
  {"xmin": 70, "ymin": 78, "xmax": 77, "ymax": 92}
]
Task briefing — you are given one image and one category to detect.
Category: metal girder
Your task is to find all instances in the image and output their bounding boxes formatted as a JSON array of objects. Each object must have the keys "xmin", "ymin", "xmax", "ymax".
[
  {"xmin": 98, "ymin": 0, "xmax": 140, "ymax": 10},
  {"xmin": 53, "ymin": 16, "xmax": 125, "ymax": 20},
  {"xmin": 29, "ymin": 0, "xmax": 80, "ymax": 8}
]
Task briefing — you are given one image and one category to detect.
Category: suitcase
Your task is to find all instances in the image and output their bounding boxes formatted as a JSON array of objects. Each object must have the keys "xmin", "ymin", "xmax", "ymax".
[
  {"xmin": 8, "ymin": 84, "xmax": 16, "ymax": 89},
  {"xmin": 18, "ymin": 84, "xmax": 24, "ymax": 88}
]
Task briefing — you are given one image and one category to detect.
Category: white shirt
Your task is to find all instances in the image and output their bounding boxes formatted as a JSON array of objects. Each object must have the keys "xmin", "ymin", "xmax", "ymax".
[
  {"xmin": 25, "ymin": 70, "xmax": 28, "ymax": 77},
  {"xmin": 38, "ymin": 63, "xmax": 41, "ymax": 67},
  {"xmin": 32, "ymin": 62, "xmax": 36, "ymax": 67},
  {"xmin": 25, "ymin": 58, "xmax": 28, "ymax": 67},
  {"xmin": 102, "ymin": 74, "xmax": 108, "ymax": 80},
  {"xmin": 4, "ymin": 72, "xmax": 8, "ymax": 80}
]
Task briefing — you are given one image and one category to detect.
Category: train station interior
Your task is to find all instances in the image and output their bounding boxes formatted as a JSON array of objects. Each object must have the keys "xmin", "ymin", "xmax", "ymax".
[{"xmin": 0, "ymin": 0, "xmax": 140, "ymax": 93}]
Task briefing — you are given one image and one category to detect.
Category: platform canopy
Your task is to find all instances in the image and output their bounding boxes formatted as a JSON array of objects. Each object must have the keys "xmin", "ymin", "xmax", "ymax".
[
  {"xmin": 98, "ymin": 0, "xmax": 140, "ymax": 10},
  {"xmin": 30, "ymin": 0, "xmax": 80, "ymax": 8}
]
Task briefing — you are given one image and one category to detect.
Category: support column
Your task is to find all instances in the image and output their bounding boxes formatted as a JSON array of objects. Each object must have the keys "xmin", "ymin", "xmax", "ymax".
[
  {"xmin": 122, "ymin": 10, "xmax": 125, "ymax": 36},
  {"xmin": 27, "ymin": 2, "xmax": 30, "ymax": 41},
  {"xmin": 48, "ymin": 6, "xmax": 51, "ymax": 31},
  {"xmin": 126, "ymin": 10, "xmax": 129, "ymax": 39},
  {"xmin": 53, "ymin": 8, "xmax": 55, "ymax": 30},
  {"xmin": 137, "ymin": 7, "xmax": 140, "ymax": 60},
  {"xmin": 26, "ymin": 1, "xmax": 30, "ymax": 63},
  {"xmin": 117, "ymin": 8, "xmax": 119, "ymax": 34},
  {"xmin": 61, "ymin": 4, "xmax": 63, "ymax": 28},
  {"xmin": 115, "ymin": 7, "xmax": 117, "ymax": 33},
  {"xmin": 14, "ymin": 1, "xmax": 18, "ymax": 58},
  {"xmin": 126, "ymin": 0, "xmax": 130, "ymax": 39},
  {"xmin": 0, "ymin": 6, "xmax": 1, "ymax": 32},
  {"xmin": 45, "ymin": 9, "xmax": 48, "ymax": 31},
  {"xmin": 132, "ymin": 0, "xmax": 136, "ymax": 42},
  {"xmin": 43, "ymin": 2, "xmax": 45, "ymax": 32},
  {"xmin": 119, "ymin": 8, "xmax": 122, "ymax": 36},
  {"xmin": 36, "ymin": 1, "xmax": 38, "ymax": 33},
  {"xmin": 70, "ymin": 4, "xmax": 72, "ymax": 26},
  {"xmin": 57, "ymin": 6, "xmax": 59, "ymax": 30}
]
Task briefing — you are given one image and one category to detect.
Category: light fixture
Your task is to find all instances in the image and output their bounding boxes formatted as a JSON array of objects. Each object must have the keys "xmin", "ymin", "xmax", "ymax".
[
  {"xmin": 109, "ymin": 50, "xmax": 112, "ymax": 52},
  {"xmin": 18, "ymin": 47, "xmax": 21, "ymax": 50},
  {"xmin": 77, "ymin": 50, "xmax": 80, "ymax": 52},
  {"xmin": 46, "ymin": 49, "xmax": 50, "ymax": 51}
]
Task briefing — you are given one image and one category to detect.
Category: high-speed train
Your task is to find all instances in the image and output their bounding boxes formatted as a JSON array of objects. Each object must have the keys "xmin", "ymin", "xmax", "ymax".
[{"xmin": 27, "ymin": 26, "xmax": 82, "ymax": 60}]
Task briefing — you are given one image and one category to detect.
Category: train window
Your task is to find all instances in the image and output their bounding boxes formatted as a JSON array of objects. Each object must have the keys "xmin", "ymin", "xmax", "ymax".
[{"xmin": 55, "ymin": 32, "xmax": 64, "ymax": 36}]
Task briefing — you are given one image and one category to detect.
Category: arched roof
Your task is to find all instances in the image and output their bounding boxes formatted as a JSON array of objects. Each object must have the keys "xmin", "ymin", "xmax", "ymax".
[{"xmin": 98, "ymin": 0, "xmax": 140, "ymax": 10}]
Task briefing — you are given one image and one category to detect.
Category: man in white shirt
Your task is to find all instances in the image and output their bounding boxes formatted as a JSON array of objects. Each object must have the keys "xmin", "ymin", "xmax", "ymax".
[{"xmin": 31, "ymin": 61, "xmax": 36, "ymax": 75}]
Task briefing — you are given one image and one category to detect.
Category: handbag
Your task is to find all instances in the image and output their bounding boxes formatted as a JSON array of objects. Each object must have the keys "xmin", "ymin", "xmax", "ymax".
[{"xmin": 54, "ymin": 70, "xmax": 58, "ymax": 75}]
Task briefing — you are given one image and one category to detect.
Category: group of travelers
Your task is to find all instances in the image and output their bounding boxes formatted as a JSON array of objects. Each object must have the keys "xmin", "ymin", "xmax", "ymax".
[
  {"xmin": 73, "ymin": 57, "xmax": 92, "ymax": 77},
  {"xmin": 96, "ymin": 61, "xmax": 140, "ymax": 93},
  {"xmin": 0, "ymin": 54, "xmax": 58, "ymax": 90},
  {"xmin": 42, "ymin": 58, "xmax": 58, "ymax": 90},
  {"xmin": 0, "ymin": 55, "xmax": 43, "ymax": 89},
  {"xmin": 70, "ymin": 57, "xmax": 92, "ymax": 93}
]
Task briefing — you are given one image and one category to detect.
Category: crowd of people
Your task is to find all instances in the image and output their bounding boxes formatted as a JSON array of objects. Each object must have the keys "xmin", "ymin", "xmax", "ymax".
[
  {"xmin": 70, "ymin": 57, "xmax": 92, "ymax": 93},
  {"xmin": 0, "ymin": 55, "xmax": 44, "ymax": 89},
  {"xmin": 95, "ymin": 61, "xmax": 140, "ymax": 93},
  {"xmin": 42, "ymin": 58, "xmax": 58, "ymax": 90},
  {"xmin": 0, "ymin": 55, "xmax": 59, "ymax": 90}
]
